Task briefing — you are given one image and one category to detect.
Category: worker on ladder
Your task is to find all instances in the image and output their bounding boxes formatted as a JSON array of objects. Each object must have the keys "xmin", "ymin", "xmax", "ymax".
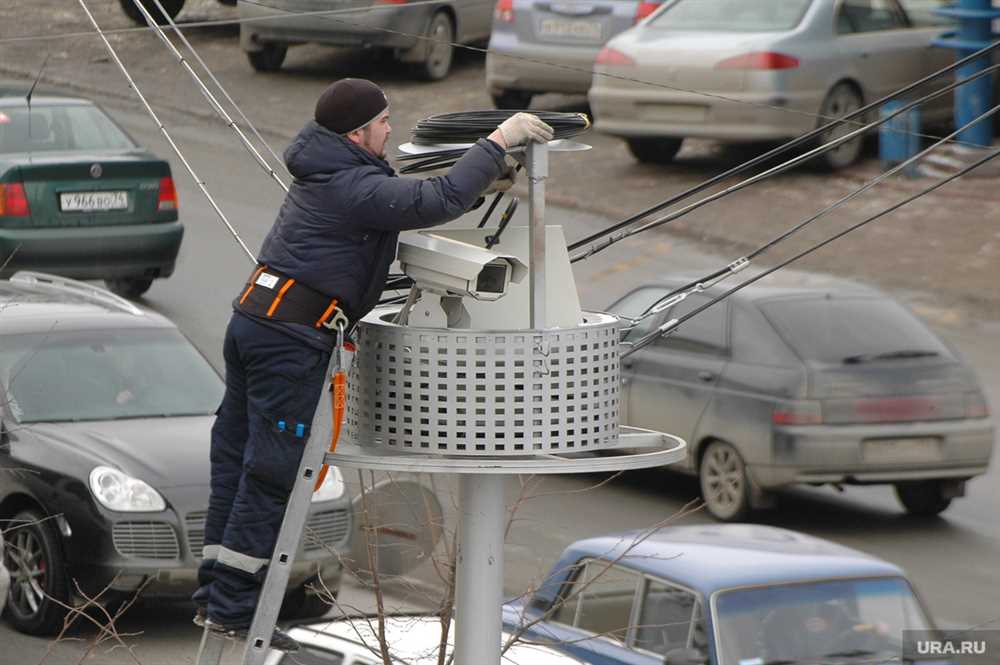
[{"xmin": 192, "ymin": 77, "xmax": 553, "ymax": 652}]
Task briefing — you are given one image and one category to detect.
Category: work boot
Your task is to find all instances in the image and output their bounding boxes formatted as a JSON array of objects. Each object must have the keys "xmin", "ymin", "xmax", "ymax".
[{"xmin": 205, "ymin": 619, "xmax": 300, "ymax": 653}]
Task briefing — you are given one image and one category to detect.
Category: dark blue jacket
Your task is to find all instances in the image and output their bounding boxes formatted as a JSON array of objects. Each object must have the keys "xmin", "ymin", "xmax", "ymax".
[{"xmin": 257, "ymin": 121, "xmax": 506, "ymax": 320}]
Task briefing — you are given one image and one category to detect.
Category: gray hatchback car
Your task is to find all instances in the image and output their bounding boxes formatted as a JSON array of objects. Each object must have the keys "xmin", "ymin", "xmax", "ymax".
[
  {"xmin": 609, "ymin": 280, "xmax": 994, "ymax": 522},
  {"xmin": 238, "ymin": 0, "xmax": 495, "ymax": 80},
  {"xmin": 485, "ymin": 0, "xmax": 661, "ymax": 108}
]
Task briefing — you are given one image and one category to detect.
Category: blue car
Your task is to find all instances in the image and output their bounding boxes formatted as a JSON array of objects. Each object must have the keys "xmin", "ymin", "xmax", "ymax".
[{"xmin": 503, "ymin": 525, "xmax": 948, "ymax": 665}]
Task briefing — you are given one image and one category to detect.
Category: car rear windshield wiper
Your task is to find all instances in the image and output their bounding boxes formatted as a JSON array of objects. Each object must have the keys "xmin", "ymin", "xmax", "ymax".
[{"xmin": 842, "ymin": 350, "xmax": 941, "ymax": 364}]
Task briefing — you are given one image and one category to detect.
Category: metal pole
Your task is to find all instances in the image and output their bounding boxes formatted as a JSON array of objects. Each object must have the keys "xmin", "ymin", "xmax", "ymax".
[
  {"xmin": 527, "ymin": 141, "xmax": 548, "ymax": 328},
  {"xmin": 454, "ymin": 475, "xmax": 506, "ymax": 665}
]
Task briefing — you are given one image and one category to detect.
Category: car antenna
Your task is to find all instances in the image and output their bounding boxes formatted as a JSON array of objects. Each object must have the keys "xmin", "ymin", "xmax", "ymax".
[{"xmin": 24, "ymin": 53, "xmax": 49, "ymax": 165}]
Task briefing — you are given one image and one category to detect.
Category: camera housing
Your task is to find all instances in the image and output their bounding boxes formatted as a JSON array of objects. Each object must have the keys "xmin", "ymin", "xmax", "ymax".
[{"xmin": 398, "ymin": 233, "xmax": 527, "ymax": 301}]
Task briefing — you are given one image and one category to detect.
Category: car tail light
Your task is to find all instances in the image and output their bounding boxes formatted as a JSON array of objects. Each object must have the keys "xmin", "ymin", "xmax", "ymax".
[
  {"xmin": 595, "ymin": 47, "xmax": 635, "ymax": 67},
  {"xmin": 772, "ymin": 400, "xmax": 823, "ymax": 426},
  {"xmin": 964, "ymin": 392, "xmax": 990, "ymax": 419},
  {"xmin": 375, "ymin": 0, "xmax": 407, "ymax": 4},
  {"xmin": 633, "ymin": 0, "xmax": 662, "ymax": 23},
  {"xmin": 495, "ymin": 0, "xmax": 514, "ymax": 23},
  {"xmin": 716, "ymin": 52, "xmax": 800, "ymax": 70},
  {"xmin": 157, "ymin": 176, "xmax": 177, "ymax": 212},
  {"xmin": 0, "ymin": 182, "xmax": 30, "ymax": 217},
  {"xmin": 850, "ymin": 396, "xmax": 940, "ymax": 423}
]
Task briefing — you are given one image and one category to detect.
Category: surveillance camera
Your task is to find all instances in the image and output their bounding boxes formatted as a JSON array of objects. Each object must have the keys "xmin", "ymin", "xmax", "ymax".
[{"xmin": 398, "ymin": 232, "xmax": 527, "ymax": 301}]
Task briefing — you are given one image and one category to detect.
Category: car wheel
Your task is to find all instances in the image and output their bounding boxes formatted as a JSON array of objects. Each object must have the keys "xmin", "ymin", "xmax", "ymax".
[
  {"xmin": 894, "ymin": 480, "xmax": 952, "ymax": 517},
  {"xmin": 3, "ymin": 509, "xmax": 70, "ymax": 635},
  {"xmin": 816, "ymin": 82, "xmax": 864, "ymax": 170},
  {"xmin": 119, "ymin": 0, "xmax": 185, "ymax": 26},
  {"xmin": 104, "ymin": 277, "xmax": 153, "ymax": 300},
  {"xmin": 278, "ymin": 578, "xmax": 331, "ymax": 620},
  {"xmin": 492, "ymin": 90, "xmax": 534, "ymax": 110},
  {"xmin": 247, "ymin": 43, "xmax": 288, "ymax": 73},
  {"xmin": 699, "ymin": 441, "xmax": 751, "ymax": 522},
  {"xmin": 626, "ymin": 137, "xmax": 683, "ymax": 165},
  {"xmin": 415, "ymin": 12, "xmax": 454, "ymax": 81}
]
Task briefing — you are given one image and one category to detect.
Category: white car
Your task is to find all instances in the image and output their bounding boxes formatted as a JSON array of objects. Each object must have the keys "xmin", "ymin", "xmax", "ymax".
[{"xmin": 264, "ymin": 614, "xmax": 590, "ymax": 665}]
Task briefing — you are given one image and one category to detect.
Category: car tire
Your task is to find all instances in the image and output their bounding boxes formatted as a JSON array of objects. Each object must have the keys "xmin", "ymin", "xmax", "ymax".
[
  {"xmin": 3, "ymin": 509, "xmax": 70, "ymax": 635},
  {"xmin": 104, "ymin": 277, "xmax": 153, "ymax": 300},
  {"xmin": 415, "ymin": 11, "xmax": 455, "ymax": 81},
  {"xmin": 698, "ymin": 441, "xmax": 752, "ymax": 522},
  {"xmin": 626, "ymin": 137, "xmax": 683, "ymax": 165},
  {"xmin": 894, "ymin": 480, "xmax": 953, "ymax": 517},
  {"xmin": 492, "ymin": 90, "xmax": 534, "ymax": 110},
  {"xmin": 119, "ymin": 0, "xmax": 185, "ymax": 26},
  {"xmin": 815, "ymin": 82, "xmax": 864, "ymax": 170},
  {"xmin": 247, "ymin": 43, "xmax": 288, "ymax": 73},
  {"xmin": 278, "ymin": 578, "xmax": 331, "ymax": 621}
]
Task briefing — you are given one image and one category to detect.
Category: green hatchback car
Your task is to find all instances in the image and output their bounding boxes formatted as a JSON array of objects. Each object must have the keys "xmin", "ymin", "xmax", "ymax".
[{"xmin": 0, "ymin": 93, "xmax": 183, "ymax": 298}]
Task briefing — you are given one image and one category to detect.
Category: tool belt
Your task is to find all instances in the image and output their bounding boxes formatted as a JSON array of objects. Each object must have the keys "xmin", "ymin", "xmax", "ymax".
[{"xmin": 234, "ymin": 265, "xmax": 349, "ymax": 332}]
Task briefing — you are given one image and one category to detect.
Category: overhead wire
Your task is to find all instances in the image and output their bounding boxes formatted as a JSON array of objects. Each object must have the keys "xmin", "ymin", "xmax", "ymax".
[
  {"xmin": 621, "ymin": 99, "xmax": 1000, "ymax": 356},
  {"xmin": 72, "ymin": 0, "xmax": 256, "ymax": 263},
  {"xmin": 569, "ymin": 62, "xmax": 1000, "ymax": 264},
  {"xmin": 622, "ymin": 141, "xmax": 1000, "ymax": 358},
  {"xmin": 141, "ymin": 0, "xmax": 292, "ymax": 188}
]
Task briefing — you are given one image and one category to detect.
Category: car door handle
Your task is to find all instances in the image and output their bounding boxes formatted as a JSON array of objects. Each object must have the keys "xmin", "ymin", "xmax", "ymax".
[
  {"xmin": 697, "ymin": 370, "xmax": 715, "ymax": 383},
  {"xmin": 622, "ymin": 358, "xmax": 633, "ymax": 369}
]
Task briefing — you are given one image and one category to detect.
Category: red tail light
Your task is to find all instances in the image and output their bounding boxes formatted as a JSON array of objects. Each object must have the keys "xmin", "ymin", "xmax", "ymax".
[
  {"xmin": 633, "ymin": 0, "xmax": 662, "ymax": 23},
  {"xmin": 716, "ymin": 52, "xmax": 800, "ymax": 70},
  {"xmin": 965, "ymin": 392, "xmax": 990, "ymax": 419},
  {"xmin": 773, "ymin": 401, "xmax": 823, "ymax": 426},
  {"xmin": 494, "ymin": 0, "xmax": 514, "ymax": 23},
  {"xmin": 157, "ymin": 176, "xmax": 178, "ymax": 212},
  {"xmin": 0, "ymin": 182, "xmax": 30, "ymax": 217},
  {"xmin": 375, "ymin": 0, "xmax": 407, "ymax": 4},
  {"xmin": 595, "ymin": 47, "xmax": 635, "ymax": 67}
]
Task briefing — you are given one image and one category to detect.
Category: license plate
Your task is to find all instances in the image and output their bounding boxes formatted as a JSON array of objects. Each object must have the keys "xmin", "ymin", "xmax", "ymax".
[
  {"xmin": 536, "ymin": 18, "xmax": 602, "ymax": 42},
  {"xmin": 862, "ymin": 437, "xmax": 941, "ymax": 463},
  {"xmin": 60, "ymin": 191, "xmax": 128, "ymax": 212}
]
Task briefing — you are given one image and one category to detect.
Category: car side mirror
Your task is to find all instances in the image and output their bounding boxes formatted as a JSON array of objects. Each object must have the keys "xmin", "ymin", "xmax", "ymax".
[{"xmin": 664, "ymin": 647, "xmax": 708, "ymax": 665}]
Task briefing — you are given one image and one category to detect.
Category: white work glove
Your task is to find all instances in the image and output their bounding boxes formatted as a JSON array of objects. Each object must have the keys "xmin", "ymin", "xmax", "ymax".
[
  {"xmin": 484, "ymin": 164, "xmax": 518, "ymax": 195},
  {"xmin": 497, "ymin": 112, "xmax": 554, "ymax": 147}
]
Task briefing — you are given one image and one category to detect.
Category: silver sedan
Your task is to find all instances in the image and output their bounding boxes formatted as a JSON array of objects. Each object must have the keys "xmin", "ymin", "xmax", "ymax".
[{"xmin": 589, "ymin": 0, "xmax": 956, "ymax": 169}]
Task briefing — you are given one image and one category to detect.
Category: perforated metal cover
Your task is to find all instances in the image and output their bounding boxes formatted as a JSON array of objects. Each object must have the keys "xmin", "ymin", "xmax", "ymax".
[{"xmin": 346, "ymin": 311, "xmax": 621, "ymax": 456}]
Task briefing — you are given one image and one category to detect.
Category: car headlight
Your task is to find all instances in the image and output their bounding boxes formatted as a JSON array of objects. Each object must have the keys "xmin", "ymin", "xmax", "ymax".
[
  {"xmin": 89, "ymin": 466, "xmax": 167, "ymax": 512},
  {"xmin": 312, "ymin": 467, "xmax": 345, "ymax": 503}
]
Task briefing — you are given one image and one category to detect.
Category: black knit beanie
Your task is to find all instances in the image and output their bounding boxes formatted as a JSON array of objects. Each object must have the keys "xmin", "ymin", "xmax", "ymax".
[{"xmin": 315, "ymin": 78, "xmax": 389, "ymax": 134}]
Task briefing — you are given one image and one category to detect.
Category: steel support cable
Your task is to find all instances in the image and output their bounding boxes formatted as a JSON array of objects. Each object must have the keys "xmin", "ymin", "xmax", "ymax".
[
  {"xmin": 569, "ymin": 62, "xmax": 1000, "ymax": 265},
  {"xmin": 621, "ymin": 103, "xmax": 1000, "ymax": 358},
  {"xmin": 568, "ymin": 49, "xmax": 1000, "ymax": 256},
  {"xmin": 133, "ymin": 0, "xmax": 290, "ymax": 192},
  {"xmin": 73, "ymin": 0, "xmax": 256, "ymax": 263},
  {"xmin": 626, "ymin": 85, "xmax": 1000, "ymax": 326}
]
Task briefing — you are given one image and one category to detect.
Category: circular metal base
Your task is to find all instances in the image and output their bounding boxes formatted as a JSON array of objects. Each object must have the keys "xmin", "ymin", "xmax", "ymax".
[{"xmin": 325, "ymin": 426, "xmax": 685, "ymax": 474}]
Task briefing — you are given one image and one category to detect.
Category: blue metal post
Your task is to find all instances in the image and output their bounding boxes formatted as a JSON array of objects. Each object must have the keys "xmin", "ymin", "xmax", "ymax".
[
  {"xmin": 880, "ymin": 101, "xmax": 922, "ymax": 176},
  {"xmin": 934, "ymin": 0, "xmax": 1000, "ymax": 147}
]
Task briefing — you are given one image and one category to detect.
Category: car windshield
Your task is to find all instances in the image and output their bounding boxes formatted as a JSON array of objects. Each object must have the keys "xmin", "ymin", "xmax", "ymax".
[
  {"xmin": 714, "ymin": 577, "xmax": 932, "ymax": 665},
  {"xmin": 1, "ymin": 328, "xmax": 223, "ymax": 423},
  {"xmin": 0, "ymin": 103, "xmax": 136, "ymax": 154},
  {"xmin": 647, "ymin": 0, "xmax": 813, "ymax": 31},
  {"xmin": 760, "ymin": 297, "xmax": 951, "ymax": 366}
]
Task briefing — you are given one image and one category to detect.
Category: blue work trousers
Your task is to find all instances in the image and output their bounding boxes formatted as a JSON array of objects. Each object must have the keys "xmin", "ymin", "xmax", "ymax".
[{"xmin": 193, "ymin": 313, "xmax": 330, "ymax": 628}]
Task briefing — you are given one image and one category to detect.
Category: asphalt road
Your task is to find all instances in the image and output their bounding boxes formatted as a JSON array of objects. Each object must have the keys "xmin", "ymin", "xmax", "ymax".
[{"xmin": 2, "ymin": 101, "xmax": 1000, "ymax": 663}]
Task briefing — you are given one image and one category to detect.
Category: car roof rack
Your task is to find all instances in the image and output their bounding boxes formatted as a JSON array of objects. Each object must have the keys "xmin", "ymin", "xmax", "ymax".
[{"xmin": 8, "ymin": 271, "xmax": 144, "ymax": 316}]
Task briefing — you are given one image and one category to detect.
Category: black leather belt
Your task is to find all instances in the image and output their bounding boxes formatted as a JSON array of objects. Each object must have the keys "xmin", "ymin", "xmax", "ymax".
[{"xmin": 233, "ymin": 265, "xmax": 349, "ymax": 331}]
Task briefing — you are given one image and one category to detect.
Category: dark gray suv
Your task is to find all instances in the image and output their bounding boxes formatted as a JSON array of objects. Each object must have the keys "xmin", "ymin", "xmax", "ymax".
[{"xmin": 610, "ymin": 280, "xmax": 994, "ymax": 522}]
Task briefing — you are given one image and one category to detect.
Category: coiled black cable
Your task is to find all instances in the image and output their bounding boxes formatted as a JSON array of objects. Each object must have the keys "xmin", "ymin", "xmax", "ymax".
[{"xmin": 411, "ymin": 110, "xmax": 591, "ymax": 145}]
